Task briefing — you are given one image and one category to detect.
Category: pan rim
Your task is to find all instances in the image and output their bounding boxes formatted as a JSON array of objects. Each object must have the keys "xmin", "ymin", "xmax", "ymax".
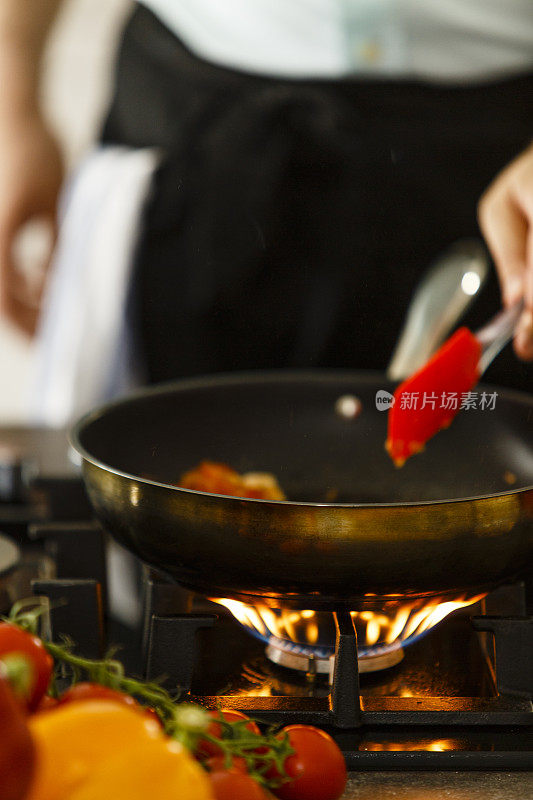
[{"xmin": 69, "ymin": 368, "xmax": 533, "ymax": 509}]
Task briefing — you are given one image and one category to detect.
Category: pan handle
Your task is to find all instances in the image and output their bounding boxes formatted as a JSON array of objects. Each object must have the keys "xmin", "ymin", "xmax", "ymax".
[{"xmin": 387, "ymin": 239, "xmax": 489, "ymax": 381}]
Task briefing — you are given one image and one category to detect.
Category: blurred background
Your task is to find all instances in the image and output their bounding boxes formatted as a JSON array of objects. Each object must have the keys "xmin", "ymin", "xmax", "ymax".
[
  {"xmin": 0, "ymin": 0, "xmax": 130, "ymax": 422},
  {"xmin": 1, "ymin": 1, "xmax": 532, "ymax": 426}
]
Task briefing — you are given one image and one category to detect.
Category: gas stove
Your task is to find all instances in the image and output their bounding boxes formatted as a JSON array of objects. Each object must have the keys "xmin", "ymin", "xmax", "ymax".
[{"xmin": 1, "ymin": 427, "xmax": 532, "ymax": 770}]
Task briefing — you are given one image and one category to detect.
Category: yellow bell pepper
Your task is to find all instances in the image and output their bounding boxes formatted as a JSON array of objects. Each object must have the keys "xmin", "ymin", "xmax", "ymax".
[
  {"xmin": 67, "ymin": 739, "xmax": 213, "ymax": 800},
  {"xmin": 25, "ymin": 700, "xmax": 213, "ymax": 800}
]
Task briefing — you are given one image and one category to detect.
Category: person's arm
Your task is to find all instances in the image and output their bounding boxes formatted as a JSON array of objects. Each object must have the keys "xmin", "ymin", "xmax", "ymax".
[
  {"xmin": 0, "ymin": 0, "xmax": 64, "ymax": 336},
  {"xmin": 478, "ymin": 143, "xmax": 533, "ymax": 361}
]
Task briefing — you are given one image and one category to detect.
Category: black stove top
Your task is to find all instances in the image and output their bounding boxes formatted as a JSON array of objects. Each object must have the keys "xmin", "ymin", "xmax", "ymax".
[{"xmin": 0, "ymin": 427, "xmax": 532, "ymax": 771}]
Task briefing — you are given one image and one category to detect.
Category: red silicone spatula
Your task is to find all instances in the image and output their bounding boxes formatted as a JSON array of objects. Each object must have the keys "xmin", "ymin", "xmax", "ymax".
[{"xmin": 386, "ymin": 301, "xmax": 523, "ymax": 467}]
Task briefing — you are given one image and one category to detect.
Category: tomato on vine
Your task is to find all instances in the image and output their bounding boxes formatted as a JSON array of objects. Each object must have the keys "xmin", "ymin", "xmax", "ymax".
[
  {"xmin": 1, "ymin": 602, "xmax": 347, "ymax": 800},
  {"xmin": 268, "ymin": 725, "xmax": 347, "ymax": 800},
  {"xmin": 58, "ymin": 682, "xmax": 163, "ymax": 726},
  {"xmin": 34, "ymin": 694, "xmax": 59, "ymax": 714},
  {"xmin": 209, "ymin": 766, "xmax": 271, "ymax": 800},
  {"xmin": 196, "ymin": 709, "xmax": 261, "ymax": 759},
  {"xmin": 0, "ymin": 674, "xmax": 35, "ymax": 800},
  {"xmin": 58, "ymin": 682, "xmax": 140, "ymax": 709},
  {"xmin": 205, "ymin": 755, "xmax": 248, "ymax": 774},
  {"xmin": 0, "ymin": 623, "xmax": 53, "ymax": 711}
]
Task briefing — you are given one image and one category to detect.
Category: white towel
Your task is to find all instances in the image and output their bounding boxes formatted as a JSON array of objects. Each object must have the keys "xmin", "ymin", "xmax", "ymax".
[{"xmin": 28, "ymin": 146, "xmax": 160, "ymax": 427}]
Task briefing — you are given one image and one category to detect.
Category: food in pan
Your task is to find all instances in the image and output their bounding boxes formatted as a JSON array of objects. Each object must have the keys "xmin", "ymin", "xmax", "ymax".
[{"xmin": 178, "ymin": 461, "xmax": 286, "ymax": 500}]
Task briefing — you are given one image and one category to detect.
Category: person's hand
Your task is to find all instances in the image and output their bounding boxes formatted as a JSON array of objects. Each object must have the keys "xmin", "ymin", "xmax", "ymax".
[
  {"xmin": 0, "ymin": 113, "xmax": 63, "ymax": 336},
  {"xmin": 478, "ymin": 143, "xmax": 533, "ymax": 361}
]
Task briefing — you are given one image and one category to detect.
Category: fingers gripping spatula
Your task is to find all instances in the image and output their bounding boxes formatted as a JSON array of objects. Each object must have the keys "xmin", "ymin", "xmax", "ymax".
[{"xmin": 386, "ymin": 301, "xmax": 524, "ymax": 467}]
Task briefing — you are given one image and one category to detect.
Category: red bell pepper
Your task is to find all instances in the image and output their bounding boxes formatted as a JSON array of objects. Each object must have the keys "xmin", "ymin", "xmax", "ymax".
[{"xmin": 387, "ymin": 327, "xmax": 481, "ymax": 466}]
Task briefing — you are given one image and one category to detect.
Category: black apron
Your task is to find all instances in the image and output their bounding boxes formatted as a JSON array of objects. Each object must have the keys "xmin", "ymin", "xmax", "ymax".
[{"xmin": 102, "ymin": 4, "xmax": 533, "ymax": 391}]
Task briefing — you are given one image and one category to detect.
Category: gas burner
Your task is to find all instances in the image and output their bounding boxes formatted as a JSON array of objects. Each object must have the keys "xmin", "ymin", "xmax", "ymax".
[
  {"xmin": 265, "ymin": 640, "xmax": 404, "ymax": 675},
  {"xmin": 210, "ymin": 591, "xmax": 485, "ymax": 672}
]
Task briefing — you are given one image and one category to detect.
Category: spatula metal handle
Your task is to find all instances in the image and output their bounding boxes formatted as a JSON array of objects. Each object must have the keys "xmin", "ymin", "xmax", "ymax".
[
  {"xmin": 387, "ymin": 239, "xmax": 489, "ymax": 381},
  {"xmin": 476, "ymin": 299, "xmax": 524, "ymax": 375}
]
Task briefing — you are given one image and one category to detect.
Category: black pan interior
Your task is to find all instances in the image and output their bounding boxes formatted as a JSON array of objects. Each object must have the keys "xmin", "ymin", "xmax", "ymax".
[{"xmin": 77, "ymin": 371, "xmax": 533, "ymax": 504}]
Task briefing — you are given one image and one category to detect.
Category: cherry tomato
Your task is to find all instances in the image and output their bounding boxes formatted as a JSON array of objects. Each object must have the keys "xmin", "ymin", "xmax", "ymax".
[
  {"xmin": 58, "ymin": 682, "xmax": 162, "ymax": 726},
  {"xmin": 58, "ymin": 682, "xmax": 140, "ymax": 709},
  {"xmin": 197, "ymin": 710, "xmax": 261, "ymax": 759},
  {"xmin": 209, "ymin": 768, "xmax": 270, "ymax": 800},
  {"xmin": 269, "ymin": 725, "xmax": 346, "ymax": 800},
  {"xmin": 0, "ymin": 676, "xmax": 35, "ymax": 800},
  {"xmin": 0, "ymin": 623, "xmax": 53, "ymax": 711},
  {"xmin": 206, "ymin": 755, "xmax": 248, "ymax": 774},
  {"xmin": 34, "ymin": 694, "xmax": 60, "ymax": 714},
  {"xmin": 142, "ymin": 705, "xmax": 164, "ymax": 727}
]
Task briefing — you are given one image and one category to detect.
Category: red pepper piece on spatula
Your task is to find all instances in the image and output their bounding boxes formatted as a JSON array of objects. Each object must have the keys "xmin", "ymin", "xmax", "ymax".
[{"xmin": 386, "ymin": 301, "xmax": 523, "ymax": 467}]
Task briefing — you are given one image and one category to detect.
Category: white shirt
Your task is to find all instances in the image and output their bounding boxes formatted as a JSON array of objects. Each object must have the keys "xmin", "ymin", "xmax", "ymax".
[{"xmin": 139, "ymin": 0, "xmax": 533, "ymax": 83}]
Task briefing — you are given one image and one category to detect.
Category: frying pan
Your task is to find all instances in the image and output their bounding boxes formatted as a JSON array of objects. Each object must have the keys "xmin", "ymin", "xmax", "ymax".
[{"xmin": 71, "ymin": 369, "xmax": 533, "ymax": 610}]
